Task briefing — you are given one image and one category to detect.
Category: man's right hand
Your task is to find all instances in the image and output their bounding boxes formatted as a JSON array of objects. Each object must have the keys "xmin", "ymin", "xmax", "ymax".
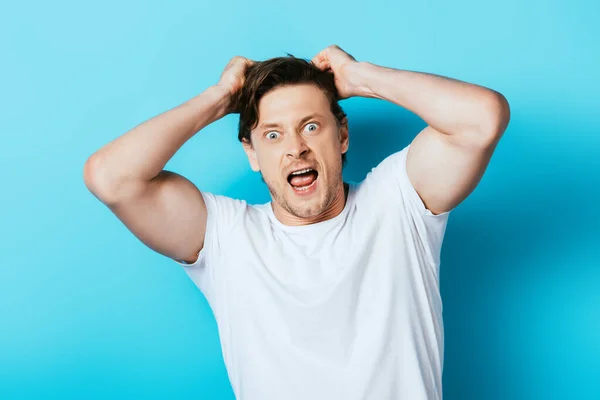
[{"xmin": 215, "ymin": 56, "xmax": 256, "ymax": 114}]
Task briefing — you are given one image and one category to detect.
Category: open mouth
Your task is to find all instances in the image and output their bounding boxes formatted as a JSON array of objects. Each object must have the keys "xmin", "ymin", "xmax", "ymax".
[{"xmin": 287, "ymin": 168, "xmax": 319, "ymax": 192}]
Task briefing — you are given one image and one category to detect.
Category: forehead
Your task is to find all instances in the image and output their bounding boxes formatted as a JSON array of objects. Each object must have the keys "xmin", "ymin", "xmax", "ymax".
[{"xmin": 256, "ymin": 84, "xmax": 331, "ymax": 125}]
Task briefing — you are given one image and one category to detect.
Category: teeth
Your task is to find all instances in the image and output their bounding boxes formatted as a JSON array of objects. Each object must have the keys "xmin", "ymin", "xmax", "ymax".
[{"xmin": 291, "ymin": 168, "xmax": 313, "ymax": 175}]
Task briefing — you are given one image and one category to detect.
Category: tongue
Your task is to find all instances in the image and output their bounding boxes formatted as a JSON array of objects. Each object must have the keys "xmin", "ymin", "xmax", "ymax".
[{"xmin": 290, "ymin": 171, "xmax": 317, "ymax": 187}]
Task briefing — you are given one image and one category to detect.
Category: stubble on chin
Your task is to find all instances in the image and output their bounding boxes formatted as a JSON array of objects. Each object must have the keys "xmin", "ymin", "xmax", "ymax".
[{"xmin": 267, "ymin": 178, "xmax": 339, "ymax": 220}]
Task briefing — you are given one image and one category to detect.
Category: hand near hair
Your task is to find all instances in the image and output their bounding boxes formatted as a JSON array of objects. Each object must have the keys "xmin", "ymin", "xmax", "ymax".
[
  {"xmin": 311, "ymin": 45, "xmax": 366, "ymax": 100},
  {"xmin": 215, "ymin": 56, "xmax": 256, "ymax": 113}
]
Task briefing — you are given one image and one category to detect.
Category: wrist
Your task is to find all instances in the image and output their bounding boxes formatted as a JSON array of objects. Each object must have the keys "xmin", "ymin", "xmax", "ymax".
[
  {"xmin": 207, "ymin": 84, "xmax": 234, "ymax": 115},
  {"xmin": 348, "ymin": 61, "xmax": 379, "ymax": 99},
  {"xmin": 190, "ymin": 85, "xmax": 232, "ymax": 120},
  {"xmin": 183, "ymin": 86, "xmax": 231, "ymax": 130}
]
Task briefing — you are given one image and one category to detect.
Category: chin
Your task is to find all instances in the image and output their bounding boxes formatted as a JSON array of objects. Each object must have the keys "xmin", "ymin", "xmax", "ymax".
[
  {"xmin": 284, "ymin": 194, "xmax": 322, "ymax": 216},
  {"xmin": 267, "ymin": 175, "xmax": 332, "ymax": 218},
  {"xmin": 288, "ymin": 189, "xmax": 333, "ymax": 219},
  {"xmin": 290, "ymin": 203, "xmax": 324, "ymax": 219}
]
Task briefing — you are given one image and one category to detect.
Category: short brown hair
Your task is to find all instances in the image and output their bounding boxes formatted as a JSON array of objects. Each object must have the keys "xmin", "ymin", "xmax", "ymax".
[{"xmin": 234, "ymin": 54, "xmax": 348, "ymax": 167}]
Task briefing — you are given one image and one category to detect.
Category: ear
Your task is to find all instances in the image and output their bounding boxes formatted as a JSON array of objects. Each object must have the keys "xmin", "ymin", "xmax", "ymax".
[
  {"xmin": 339, "ymin": 117, "xmax": 349, "ymax": 154},
  {"xmin": 242, "ymin": 138, "xmax": 261, "ymax": 172}
]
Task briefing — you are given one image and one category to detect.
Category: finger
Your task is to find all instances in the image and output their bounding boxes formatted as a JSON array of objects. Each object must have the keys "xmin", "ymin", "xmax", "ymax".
[
  {"xmin": 310, "ymin": 55, "xmax": 322, "ymax": 68},
  {"xmin": 311, "ymin": 52, "xmax": 330, "ymax": 70},
  {"xmin": 311, "ymin": 49, "xmax": 325, "ymax": 64},
  {"xmin": 327, "ymin": 45, "xmax": 356, "ymax": 62}
]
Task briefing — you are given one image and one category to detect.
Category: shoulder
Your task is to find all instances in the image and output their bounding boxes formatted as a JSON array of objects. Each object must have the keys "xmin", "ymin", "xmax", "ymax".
[
  {"xmin": 203, "ymin": 192, "xmax": 248, "ymax": 221},
  {"xmin": 204, "ymin": 191, "xmax": 274, "ymax": 236},
  {"xmin": 356, "ymin": 145, "xmax": 450, "ymax": 218},
  {"xmin": 353, "ymin": 146, "xmax": 410, "ymax": 206}
]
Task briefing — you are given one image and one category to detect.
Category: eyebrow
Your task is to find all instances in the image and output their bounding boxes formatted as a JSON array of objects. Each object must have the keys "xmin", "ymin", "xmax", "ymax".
[{"xmin": 257, "ymin": 113, "xmax": 324, "ymax": 131}]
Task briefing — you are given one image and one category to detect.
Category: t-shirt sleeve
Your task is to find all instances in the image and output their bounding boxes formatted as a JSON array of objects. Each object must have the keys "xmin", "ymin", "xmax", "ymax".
[
  {"xmin": 365, "ymin": 144, "xmax": 452, "ymax": 267},
  {"xmin": 172, "ymin": 191, "xmax": 246, "ymax": 303}
]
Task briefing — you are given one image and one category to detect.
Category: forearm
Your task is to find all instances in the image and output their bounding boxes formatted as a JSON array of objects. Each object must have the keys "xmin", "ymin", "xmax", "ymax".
[
  {"xmin": 351, "ymin": 61, "xmax": 509, "ymax": 139},
  {"xmin": 86, "ymin": 85, "xmax": 230, "ymax": 194}
]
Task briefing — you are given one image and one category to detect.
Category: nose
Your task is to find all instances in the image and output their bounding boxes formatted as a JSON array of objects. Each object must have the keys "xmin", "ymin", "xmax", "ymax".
[{"xmin": 285, "ymin": 132, "xmax": 309, "ymax": 159}]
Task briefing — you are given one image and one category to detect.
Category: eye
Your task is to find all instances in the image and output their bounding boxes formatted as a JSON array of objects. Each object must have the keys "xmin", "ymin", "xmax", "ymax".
[
  {"xmin": 266, "ymin": 131, "xmax": 281, "ymax": 140},
  {"xmin": 304, "ymin": 122, "xmax": 319, "ymax": 133}
]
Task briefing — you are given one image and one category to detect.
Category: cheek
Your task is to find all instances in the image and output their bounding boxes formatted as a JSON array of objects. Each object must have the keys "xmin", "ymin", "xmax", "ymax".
[
  {"xmin": 324, "ymin": 130, "xmax": 343, "ymax": 149},
  {"xmin": 256, "ymin": 152, "xmax": 283, "ymax": 181},
  {"xmin": 320, "ymin": 138, "xmax": 343, "ymax": 161}
]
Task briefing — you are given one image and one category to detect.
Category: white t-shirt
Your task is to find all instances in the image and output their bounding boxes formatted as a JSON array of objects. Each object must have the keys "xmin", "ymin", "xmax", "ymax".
[{"xmin": 175, "ymin": 145, "xmax": 451, "ymax": 400}]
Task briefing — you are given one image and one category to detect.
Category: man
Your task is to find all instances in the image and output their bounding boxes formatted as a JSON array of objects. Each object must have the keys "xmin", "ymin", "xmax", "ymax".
[{"xmin": 84, "ymin": 45, "xmax": 510, "ymax": 399}]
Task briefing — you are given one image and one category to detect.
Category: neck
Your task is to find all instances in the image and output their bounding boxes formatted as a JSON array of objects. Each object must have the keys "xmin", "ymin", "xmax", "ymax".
[{"xmin": 272, "ymin": 182, "xmax": 349, "ymax": 226}]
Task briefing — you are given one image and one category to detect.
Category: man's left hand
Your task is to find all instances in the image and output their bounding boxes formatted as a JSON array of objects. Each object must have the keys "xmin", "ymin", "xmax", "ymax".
[{"xmin": 311, "ymin": 45, "xmax": 368, "ymax": 100}]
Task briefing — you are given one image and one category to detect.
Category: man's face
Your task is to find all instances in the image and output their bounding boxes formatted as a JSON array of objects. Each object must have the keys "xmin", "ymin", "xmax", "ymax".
[{"xmin": 242, "ymin": 83, "xmax": 349, "ymax": 220}]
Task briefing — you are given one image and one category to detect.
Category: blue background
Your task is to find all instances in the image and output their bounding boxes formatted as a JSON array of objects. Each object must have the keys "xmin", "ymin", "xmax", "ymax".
[{"xmin": 1, "ymin": 0, "xmax": 598, "ymax": 398}]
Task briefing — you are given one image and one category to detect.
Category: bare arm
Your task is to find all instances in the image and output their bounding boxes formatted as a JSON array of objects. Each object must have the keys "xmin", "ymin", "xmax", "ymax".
[
  {"xmin": 311, "ymin": 45, "xmax": 510, "ymax": 215},
  {"xmin": 350, "ymin": 62, "xmax": 510, "ymax": 214},
  {"xmin": 83, "ymin": 56, "xmax": 254, "ymax": 264}
]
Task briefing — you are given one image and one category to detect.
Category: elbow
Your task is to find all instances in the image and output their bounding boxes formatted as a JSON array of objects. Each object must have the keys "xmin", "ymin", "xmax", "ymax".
[
  {"xmin": 464, "ymin": 90, "xmax": 510, "ymax": 149},
  {"xmin": 83, "ymin": 154, "xmax": 98, "ymax": 186},
  {"xmin": 83, "ymin": 154, "xmax": 121, "ymax": 204},
  {"xmin": 480, "ymin": 90, "xmax": 511, "ymax": 141},
  {"xmin": 453, "ymin": 90, "xmax": 511, "ymax": 150},
  {"xmin": 83, "ymin": 154, "xmax": 100, "ymax": 193}
]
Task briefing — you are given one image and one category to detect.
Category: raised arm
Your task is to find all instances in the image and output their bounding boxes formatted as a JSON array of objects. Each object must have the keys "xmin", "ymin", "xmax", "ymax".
[
  {"xmin": 83, "ymin": 56, "xmax": 254, "ymax": 264},
  {"xmin": 312, "ymin": 45, "xmax": 511, "ymax": 215}
]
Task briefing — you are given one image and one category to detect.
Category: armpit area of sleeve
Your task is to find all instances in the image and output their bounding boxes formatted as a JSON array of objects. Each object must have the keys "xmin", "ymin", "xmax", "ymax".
[
  {"xmin": 398, "ymin": 145, "xmax": 452, "ymax": 218},
  {"xmin": 172, "ymin": 191, "xmax": 218, "ymax": 268},
  {"xmin": 173, "ymin": 247, "xmax": 206, "ymax": 267}
]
